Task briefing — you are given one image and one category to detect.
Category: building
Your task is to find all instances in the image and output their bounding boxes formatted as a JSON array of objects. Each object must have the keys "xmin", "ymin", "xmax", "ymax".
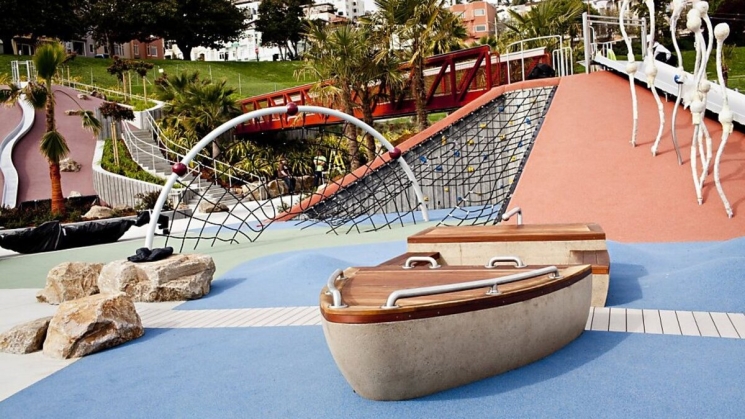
[
  {"xmin": 450, "ymin": 1, "xmax": 498, "ymax": 44},
  {"xmin": 331, "ymin": 0, "xmax": 365, "ymax": 20}
]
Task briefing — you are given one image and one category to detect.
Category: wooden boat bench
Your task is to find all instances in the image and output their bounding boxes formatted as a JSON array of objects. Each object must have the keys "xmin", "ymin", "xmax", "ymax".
[
  {"xmin": 320, "ymin": 263, "xmax": 593, "ymax": 400},
  {"xmin": 406, "ymin": 223, "xmax": 610, "ymax": 306}
]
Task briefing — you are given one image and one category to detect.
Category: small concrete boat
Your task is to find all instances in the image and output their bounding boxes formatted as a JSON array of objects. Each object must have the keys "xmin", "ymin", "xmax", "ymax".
[{"xmin": 320, "ymin": 260, "xmax": 592, "ymax": 400}]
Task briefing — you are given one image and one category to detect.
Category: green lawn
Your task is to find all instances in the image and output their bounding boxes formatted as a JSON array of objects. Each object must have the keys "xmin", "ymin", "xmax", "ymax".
[
  {"xmin": 0, "ymin": 55, "xmax": 309, "ymax": 99},
  {"xmin": 681, "ymin": 46, "xmax": 745, "ymax": 92}
]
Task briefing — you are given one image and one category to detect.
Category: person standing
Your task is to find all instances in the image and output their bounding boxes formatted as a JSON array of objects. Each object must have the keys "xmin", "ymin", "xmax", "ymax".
[
  {"xmin": 313, "ymin": 150, "xmax": 327, "ymax": 188},
  {"xmin": 277, "ymin": 158, "xmax": 294, "ymax": 195}
]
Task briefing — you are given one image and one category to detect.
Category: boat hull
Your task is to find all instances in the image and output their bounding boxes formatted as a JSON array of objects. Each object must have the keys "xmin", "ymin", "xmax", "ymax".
[{"xmin": 322, "ymin": 272, "xmax": 591, "ymax": 401}]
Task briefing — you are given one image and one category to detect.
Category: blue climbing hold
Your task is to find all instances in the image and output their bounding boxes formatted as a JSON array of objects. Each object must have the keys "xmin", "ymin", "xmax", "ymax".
[
  {"xmin": 674, "ymin": 74, "xmax": 683, "ymax": 84},
  {"xmin": 518, "ymin": 141, "xmax": 523, "ymax": 147},
  {"xmin": 498, "ymin": 106, "xmax": 504, "ymax": 112},
  {"xmin": 435, "ymin": 165, "xmax": 443, "ymax": 172},
  {"xmin": 454, "ymin": 150, "xmax": 461, "ymax": 157},
  {"xmin": 457, "ymin": 196, "xmax": 463, "ymax": 202},
  {"xmin": 525, "ymin": 117, "xmax": 531, "ymax": 125},
  {"xmin": 419, "ymin": 156, "xmax": 428, "ymax": 164},
  {"xmin": 482, "ymin": 154, "xmax": 488, "ymax": 160}
]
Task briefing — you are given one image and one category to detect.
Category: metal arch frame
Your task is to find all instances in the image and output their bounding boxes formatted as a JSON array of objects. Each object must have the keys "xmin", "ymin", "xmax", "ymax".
[{"xmin": 144, "ymin": 105, "xmax": 430, "ymax": 249}]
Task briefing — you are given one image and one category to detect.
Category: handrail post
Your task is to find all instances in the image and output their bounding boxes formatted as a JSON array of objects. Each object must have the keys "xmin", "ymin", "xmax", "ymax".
[
  {"xmin": 325, "ymin": 269, "xmax": 348, "ymax": 308},
  {"xmin": 501, "ymin": 207, "xmax": 523, "ymax": 225},
  {"xmin": 402, "ymin": 256, "xmax": 441, "ymax": 270}
]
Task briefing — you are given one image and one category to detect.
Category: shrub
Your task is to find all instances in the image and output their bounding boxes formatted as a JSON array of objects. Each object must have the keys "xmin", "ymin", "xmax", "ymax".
[{"xmin": 134, "ymin": 191, "xmax": 173, "ymax": 211}]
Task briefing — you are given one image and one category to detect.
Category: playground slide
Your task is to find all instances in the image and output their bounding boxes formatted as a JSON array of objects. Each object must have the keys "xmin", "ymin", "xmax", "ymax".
[{"xmin": 10, "ymin": 86, "xmax": 105, "ymax": 205}]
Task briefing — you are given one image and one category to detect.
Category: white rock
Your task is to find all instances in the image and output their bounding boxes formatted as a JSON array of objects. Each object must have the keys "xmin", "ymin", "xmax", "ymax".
[
  {"xmin": 60, "ymin": 158, "xmax": 82, "ymax": 172},
  {"xmin": 0, "ymin": 317, "xmax": 52, "ymax": 354},
  {"xmin": 83, "ymin": 205, "xmax": 114, "ymax": 219},
  {"xmin": 36, "ymin": 262, "xmax": 104, "ymax": 304},
  {"xmin": 198, "ymin": 201, "xmax": 229, "ymax": 213},
  {"xmin": 98, "ymin": 254, "xmax": 216, "ymax": 302},
  {"xmin": 43, "ymin": 293, "xmax": 143, "ymax": 359}
]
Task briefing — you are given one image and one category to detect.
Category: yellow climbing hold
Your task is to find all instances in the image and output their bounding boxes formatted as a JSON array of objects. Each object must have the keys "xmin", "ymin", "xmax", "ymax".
[
  {"xmin": 509, "ymin": 121, "xmax": 514, "ymax": 126},
  {"xmin": 468, "ymin": 139, "xmax": 474, "ymax": 146},
  {"xmin": 424, "ymin": 196, "xmax": 430, "ymax": 202},
  {"xmin": 441, "ymin": 137, "xmax": 447, "ymax": 145},
  {"xmin": 467, "ymin": 166, "xmax": 474, "ymax": 172},
  {"xmin": 500, "ymin": 135, "xmax": 506, "ymax": 141},
  {"xmin": 479, "ymin": 123, "xmax": 487, "ymax": 129},
  {"xmin": 444, "ymin": 187, "xmax": 449, "ymax": 192},
  {"xmin": 511, "ymin": 156, "xmax": 517, "ymax": 162}
]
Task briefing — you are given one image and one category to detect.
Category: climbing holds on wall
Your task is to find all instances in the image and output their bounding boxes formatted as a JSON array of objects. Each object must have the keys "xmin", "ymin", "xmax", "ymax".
[
  {"xmin": 419, "ymin": 156, "xmax": 428, "ymax": 164},
  {"xmin": 467, "ymin": 166, "xmax": 475, "ymax": 173},
  {"xmin": 454, "ymin": 150, "xmax": 461, "ymax": 157}
]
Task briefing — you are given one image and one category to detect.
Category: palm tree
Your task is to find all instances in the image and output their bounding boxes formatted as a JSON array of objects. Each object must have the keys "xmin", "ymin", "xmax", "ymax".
[
  {"xmin": 0, "ymin": 42, "xmax": 100, "ymax": 215},
  {"xmin": 156, "ymin": 71, "xmax": 241, "ymax": 160},
  {"xmin": 505, "ymin": 0, "xmax": 584, "ymax": 47},
  {"xmin": 297, "ymin": 22, "xmax": 368, "ymax": 169},
  {"xmin": 372, "ymin": 0, "xmax": 467, "ymax": 131}
]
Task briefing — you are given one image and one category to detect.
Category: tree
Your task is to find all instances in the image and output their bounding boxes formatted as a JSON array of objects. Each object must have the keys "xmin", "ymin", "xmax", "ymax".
[
  {"xmin": 157, "ymin": 0, "xmax": 249, "ymax": 61},
  {"xmin": 372, "ymin": 0, "xmax": 466, "ymax": 131},
  {"xmin": 0, "ymin": 42, "xmax": 100, "ymax": 214},
  {"xmin": 0, "ymin": 0, "xmax": 85, "ymax": 55},
  {"xmin": 98, "ymin": 101, "xmax": 135, "ymax": 166},
  {"xmin": 255, "ymin": 0, "xmax": 312, "ymax": 60},
  {"xmin": 505, "ymin": 0, "xmax": 584, "ymax": 44},
  {"xmin": 79, "ymin": 0, "xmax": 177, "ymax": 57},
  {"xmin": 298, "ymin": 22, "xmax": 404, "ymax": 166},
  {"xmin": 155, "ymin": 71, "xmax": 241, "ymax": 159}
]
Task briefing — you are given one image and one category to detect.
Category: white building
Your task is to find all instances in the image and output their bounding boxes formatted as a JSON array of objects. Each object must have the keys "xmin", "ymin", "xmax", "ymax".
[{"xmin": 331, "ymin": 0, "xmax": 365, "ymax": 20}]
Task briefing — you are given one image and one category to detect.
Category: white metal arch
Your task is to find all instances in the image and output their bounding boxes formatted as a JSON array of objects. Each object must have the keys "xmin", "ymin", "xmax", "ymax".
[{"xmin": 144, "ymin": 104, "xmax": 430, "ymax": 249}]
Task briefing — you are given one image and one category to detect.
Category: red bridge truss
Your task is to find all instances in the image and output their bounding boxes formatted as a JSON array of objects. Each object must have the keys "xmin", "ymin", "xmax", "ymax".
[{"xmin": 235, "ymin": 45, "xmax": 551, "ymax": 135}]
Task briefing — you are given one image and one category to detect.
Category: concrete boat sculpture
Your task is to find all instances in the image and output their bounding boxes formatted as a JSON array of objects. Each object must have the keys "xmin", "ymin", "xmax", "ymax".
[
  {"xmin": 320, "ymin": 261, "xmax": 592, "ymax": 400},
  {"xmin": 407, "ymin": 214, "xmax": 610, "ymax": 306}
]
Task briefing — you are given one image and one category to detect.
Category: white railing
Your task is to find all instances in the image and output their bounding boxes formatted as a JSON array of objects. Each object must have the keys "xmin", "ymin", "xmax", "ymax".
[
  {"xmin": 503, "ymin": 36, "xmax": 574, "ymax": 83},
  {"xmin": 143, "ymin": 112, "xmax": 266, "ymax": 187}
]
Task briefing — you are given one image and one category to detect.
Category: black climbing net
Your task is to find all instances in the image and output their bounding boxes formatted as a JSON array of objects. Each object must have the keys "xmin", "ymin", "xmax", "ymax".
[{"xmin": 155, "ymin": 86, "xmax": 556, "ymax": 252}]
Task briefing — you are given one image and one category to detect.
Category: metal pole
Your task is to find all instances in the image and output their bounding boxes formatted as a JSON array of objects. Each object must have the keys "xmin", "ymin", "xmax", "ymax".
[
  {"xmin": 641, "ymin": 19, "xmax": 648, "ymax": 59},
  {"xmin": 583, "ymin": 12, "xmax": 591, "ymax": 73}
]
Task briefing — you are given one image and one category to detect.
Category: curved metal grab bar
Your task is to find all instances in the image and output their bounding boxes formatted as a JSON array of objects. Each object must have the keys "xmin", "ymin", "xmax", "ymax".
[
  {"xmin": 382, "ymin": 266, "xmax": 560, "ymax": 309},
  {"xmin": 402, "ymin": 256, "xmax": 441, "ymax": 270},
  {"xmin": 325, "ymin": 269, "xmax": 348, "ymax": 308},
  {"xmin": 485, "ymin": 256, "xmax": 527, "ymax": 268},
  {"xmin": 501, "ymin": 207, "xmax": 523, "ymax": 225}
]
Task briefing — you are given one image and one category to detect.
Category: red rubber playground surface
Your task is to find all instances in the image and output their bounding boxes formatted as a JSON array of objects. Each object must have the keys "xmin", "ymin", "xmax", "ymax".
[{"xmin": 510, "ymin": 72, "xmax": 745, "ymax": 243}]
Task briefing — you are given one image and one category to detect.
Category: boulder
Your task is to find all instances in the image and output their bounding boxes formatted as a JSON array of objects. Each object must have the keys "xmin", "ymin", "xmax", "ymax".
[
  {"xmin": 83, "ymin": 205, "xmax": 114, "ymax": 219},
  {"xmin": 240, "ymin": 182, "xmax": 269, "ymax": 201},
  {"xmin": 266, "ymin": 179, "xmax": 285, "ymax": 198},
  {"xmin": 98, "ymin": 254, "xmax": 215, "ymax": 302},
  {"xmin": 68, "ymin": 191, "xmax": 82, "ymax": 198},
  {"xmin": 0, "ymin": 317, "xmax": 52, "ymax": 354},
  {"xmin": 60, "ymin": 158, "xmax": 82, "ymax": 172},
  {"xmin": 36, "ymin": 262, "xmax": 104, "ymax": 304},
  {"xmin": 198, "ymin": 201, "xmax": 228, "ymax": 213},
  {"xmin": 297, "ymin": 175, "xmax": 314, "ymax": 191},
  {"xmin": 43, "ymin": 293, "xmax": 143, "ymax": 359}
]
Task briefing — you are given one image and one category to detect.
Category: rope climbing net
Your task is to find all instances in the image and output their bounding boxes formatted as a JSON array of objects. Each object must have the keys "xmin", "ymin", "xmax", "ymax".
[{"xmin": 149, "ymin": 88, "xmax": 555, "ymax": 252}]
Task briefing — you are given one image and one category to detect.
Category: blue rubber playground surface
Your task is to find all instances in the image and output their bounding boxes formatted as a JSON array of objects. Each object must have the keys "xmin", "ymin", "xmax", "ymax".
[{"xmin": 2, "ymin": 234, "xmax": 744, "ymax": 418}]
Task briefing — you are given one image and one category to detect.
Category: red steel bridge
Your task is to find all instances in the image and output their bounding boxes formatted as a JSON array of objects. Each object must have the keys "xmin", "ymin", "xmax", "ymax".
[{"xmin": 235, "ymin": 45, "xmax": 551, "ymax": 135}]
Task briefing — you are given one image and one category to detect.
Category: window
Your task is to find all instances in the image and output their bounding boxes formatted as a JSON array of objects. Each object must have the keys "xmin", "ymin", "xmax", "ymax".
[
  {"xmin": 353, "ymin": 8, "xmax": 357, "ymax": 12},
  {"xmin": 89, "ymin": 44, "xmax": 94, "ymax": 53},
  {"xmin": 133, "ymin": 44, "xmax": 139, "ymax": 56},
  {"xmin": 475, "ymin": 25, "xmax": 487, "ymax": 32},
  {"xmin": 148, "ymin": 45, "xmax": 157, "ymax": 56},
  {"xmin": 474, "ymin": 9, "xmax": 485, "ymax": 16}
]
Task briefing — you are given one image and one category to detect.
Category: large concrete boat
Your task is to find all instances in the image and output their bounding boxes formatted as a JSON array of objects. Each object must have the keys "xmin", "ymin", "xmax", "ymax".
[{"xmin": 320, "ymin": 260, "xmax": 592, "ymax": 400}]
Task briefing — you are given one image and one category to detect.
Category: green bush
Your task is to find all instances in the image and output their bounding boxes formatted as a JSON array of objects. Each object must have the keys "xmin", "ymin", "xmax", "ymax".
[{"xmin": 101, "ymin": 138, "xmax": 166, "ymax": 185}]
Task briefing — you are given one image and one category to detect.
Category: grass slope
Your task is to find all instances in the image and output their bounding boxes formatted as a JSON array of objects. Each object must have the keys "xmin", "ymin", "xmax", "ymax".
[{"xmin": 0, "ymin": 55, "xmax": 309, "ymax": 99}]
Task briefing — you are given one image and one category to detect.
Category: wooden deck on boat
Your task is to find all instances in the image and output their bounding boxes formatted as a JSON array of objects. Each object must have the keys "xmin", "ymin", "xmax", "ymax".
[
  {"xmin": 408, "ymin": 223, "xmax": 606, "ymax": 243},
  {"xmin": 320, "ymin": 264, "xmax": 591, "ymax": 324}
]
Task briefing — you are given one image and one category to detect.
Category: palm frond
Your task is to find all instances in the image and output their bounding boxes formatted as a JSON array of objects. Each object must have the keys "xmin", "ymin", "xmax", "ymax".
[
  {"xmin": 33, "ymin": 42, "xmax": 67, "ymax": 82},
  {"xmin": 79, "ymin": 110, "xmax": 102, "ymax": 136},
  {"xmin": 23, "ymin": 82, "xmax": 50, "ymax": 109},
  {"xmin": 40, "ymin": 130, "xmax": 70, "ymax": 163}
]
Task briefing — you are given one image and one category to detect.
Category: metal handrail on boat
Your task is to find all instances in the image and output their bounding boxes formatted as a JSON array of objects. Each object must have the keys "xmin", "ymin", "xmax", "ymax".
[
  {"xmin": 485, "ymin": 256, "xmax": 526, "ymax": 268},
  {"xmin": 381, "ymin": 266, "xmax": 561, "ymax": 309},
  {"xmin": 402, "ymin": 256, "xmax": 441, "ymax": 270},
  {"xmin": 325, "ymin": 269, "xmax": 348, "ymax": 308},
  {"xmin": 501, "ymin": 207, "xmax": 523, "ymax": 225}
]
